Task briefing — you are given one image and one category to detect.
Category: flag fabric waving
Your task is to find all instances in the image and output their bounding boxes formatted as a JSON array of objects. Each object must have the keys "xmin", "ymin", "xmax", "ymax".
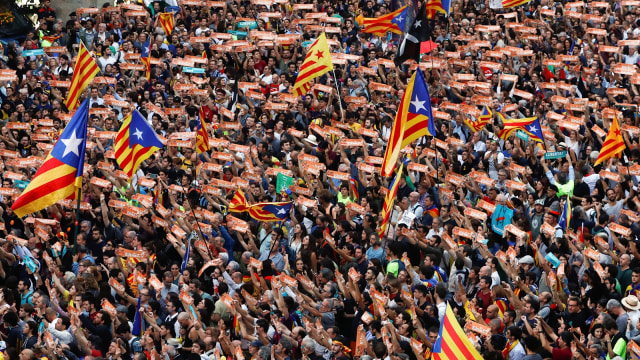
[
  {"xmin": 502, "ymin": 0, "xmax": 533, "ymax": 7},
  {"xmin": 464, "ymin": 105, "xmax": 492, "ymax": 132},
  {"xmin": 497, "ymin": 114, "xmax": 545, "ymax": 147},
  {"xmin": 378, "ymin": 163, "xmax": 404, "ymax": 238},
  {"xmin": 293, "ymin": 33, "xmax": 333, "ymax": 97},
  {"xmin": 396, "ymin": 3, "xmax": 431, "ymax": 65},
  {"xmin": 362, "ymin": 6, "xmax": 408, "ymax": 36},
  {"xmin": 114, "ymin": 109, "xmax": 164, "ymax": 179},
  {"xmin": 247, "ymin": 202, "xmax": 294, "ymax": 222},
  {"xmin": 64, "ymin": 42, "xmax": 100, "ymax": 111},
  {"xmin": 181, "ymin": 239, "xmax": 190, "ymax": 272},
  {"xmin": 425, "ymin": 0, "xmax": 450, "ymax": 18},
  {"xmin": 131, "ymin": 295, "xmax": 145, "ymax": 337},
  {"xmin": 558, "ymin": 199, "xmax": 572, "ymax": 231},
  {"xmin": 158, "ymin": 12, "xmax": 175, "ymax": 36},
  {"xmin": 196, "ymin": 107, "xmax": 210, "ymax": 154},
  {"xmin": 432, "ymin": 305, "xmax": 483, "ymax": 360},
  {"xmin": 141, "ymin": 36, "xmax": 151, "ymax": 80},
  {"xmin": 594, "ymin": 114, "xmax": 626, "ymax": 166},
  {"xmin": 381, "ymin": 68, "xmax": 436, "ymax": 177},
  {"xmin": 12, "ymin": 98, "xmax": 90, "ymax": 217},
  {"xmin": 229, "ymin": 188, "xmax": 250, "ymax": 212}
]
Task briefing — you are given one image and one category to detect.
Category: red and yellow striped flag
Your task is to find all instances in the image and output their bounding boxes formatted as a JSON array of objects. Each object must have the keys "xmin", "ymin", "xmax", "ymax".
[
  {"xmin": 196, "ymin": 107, "xmax": 210, "ymax": 154},
  {"xmin": 64, "ymin": 42, "xmax": 100, "ymax": 111},
  {"xmin": 158, "ymin": 12, "xmax": 175, "ymax": 36},
  {"xmin": 594, "ymin": 114, "xmax": 626, "ymax": 166},
  {"xmin": 502, "ymin": 0, "xmax": 533, "ymax": 7},
  {"xmin": 293, "ymin": 32, "xmax": 333, "ymax": 97},
  {"xmin": 378, "ymin": 163, "xmax": 403, "ymax": 238}
]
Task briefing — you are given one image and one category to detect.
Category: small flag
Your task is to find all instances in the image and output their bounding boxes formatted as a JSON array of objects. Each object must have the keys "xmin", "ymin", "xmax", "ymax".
[
  {"xmin": 396, "ymin": 3, "xmax": 431, "ymax": 65},
  {"xmin": 64, "ymin": 42, "xmax": 100, "ymax": 110},
  {"xmin": 140, "ymin": 37, "xmax": 151, "ymax": 80},
  {"xmin": 464, "ymin": 105, "xmax": 492, "ymax": 132},
  {"xmin": 114, "ymin": 110, "xmax": 164, "ymax": 179},
  {"xmin": 502, "ymin": 0, "xmax": 533, "ymax": 7},
  {"xmin": 293, "ymin": 33, "xmax": 334, "ymax": 97},
  {"xmin": 594, "ymin": 114, "xmax": 626, "ymax": 166},
  {"xmin": 131, "ymin": 296, "xmax": 145, "ymax": 337},
  {"xmin": 381, "ymin": 68, "xmax": 436, "ymax": 177},
  {"xmin": 362, "ymin": 6, "xmax": 408, "ymax": 36},
  {"xmin": 229, "ymin": 188, "xmax": 250, "ymax": 212},
  {"xmin": 432, "ymin": 305, "xmax": 483, "ymax": 360},
  {"xmin": 158, "ymin": 12, "xmax": 175, "ymax": 36},
  {"xmin": 181, "ymin": 240, "xmax": 190, "ymax": 272},
  {"xmin": 196, "ymin": 107, "xmax": 210, "ymax": 154},
  {"xmin": 379, "ymin": 163, "xmax": 404, "ymax": 238},
  {"xmin": 247, "ymin": 202, "xmax": 293, "ymax": 222},
  {"xmin": 497, "ymin": 114, "xmax": 545, "ymax": 148}
]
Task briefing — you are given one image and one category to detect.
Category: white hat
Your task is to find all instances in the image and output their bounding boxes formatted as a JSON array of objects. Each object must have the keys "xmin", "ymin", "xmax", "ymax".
[
  {"xmin": 519, "ymin": 255, "xmax": 535, "ymax": 265},
  {"xmin": 622, "ymin": 295, "xmax": 640, "ymax": 311},
  {"xmin": 304, "ymin": 134, "xmax": 319, "ymax": 145}
]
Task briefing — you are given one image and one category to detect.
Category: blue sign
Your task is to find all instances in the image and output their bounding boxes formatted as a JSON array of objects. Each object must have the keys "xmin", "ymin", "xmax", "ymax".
[
  {"xmin": 22, "ymin": 49, "xmax": 45, "ymax": 57},
  {"xmin": 237, "ymin": 21, "xmax": 257, "ymax": 29},
  {"xmin": 491, "ymin": 204, "xmax": 514, "ymax": 236},
  {"xmin": 183, "ymin": 66, "xmax": 205, "ymax": 74},
  {"xmin": 14, "ymin": 180, "xmax": 30, "ymax": 190}
]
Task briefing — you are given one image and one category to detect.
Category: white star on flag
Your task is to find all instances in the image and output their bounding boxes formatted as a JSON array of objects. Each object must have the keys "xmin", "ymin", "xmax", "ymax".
[
  {"xmin": 277, "ymin": 208, "xmax": 287, "ymax": 215},
  {"xmin": 133, "ymin": 128, "xmax": 144, "ymax": 140},
  {"xmin": 411, "ymin": 96, "xmax": 426, "ymax": 113},
  {"xmin": 414, "ymin": 20, "xmax": 422, "ymax": 28},
  {"xmin": 61, "ymin": 130, "xmax": 83, "ymax": 158},
  {"xmin": 527, "ymin": 126, "xmax": 537, "ymax": 133}
]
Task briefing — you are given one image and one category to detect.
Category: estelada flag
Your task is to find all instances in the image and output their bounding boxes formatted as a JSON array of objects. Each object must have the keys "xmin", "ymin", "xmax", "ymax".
[
  {"xmin": 594, "ymin": 114, "xmax": 625, "ymax": 166},
  {"xmin": 362, "ymin": 6, "xmax": 408, "ymax": 36},
  {"xmin": 381, "ymin": 68, "xmax": 436, "ymax": 177},
  {"xmin": 432, "ymin": 305, "xmax": 483, "ymax": 360},
  {"xmin": 114, "ymin": 110, "xmax": 164, "ymax": 179},
  {"xmin": 293, "ymin": 32, "xmax": 333, "ymax": 97},
  {"xmin": 12, "ymin": 98, "xmax": 90, "ymax": 217},
  {"xmin": 64, "ymin": 42, "xmax": 99, "ymax": 110},
  {"xmin": 158, "ymin": 12, "xmax": 175, "ymax": 36},
  {"xmin": 196, "ymin": 107, "xmax": 210, "ymax": 154}
]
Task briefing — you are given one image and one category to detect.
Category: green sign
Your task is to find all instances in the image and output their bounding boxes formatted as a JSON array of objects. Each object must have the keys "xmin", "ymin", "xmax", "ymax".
[
  {"xmin": 544, "ymin": 151, "xmax": 567, "ymax": 160},
  {"xmin": 516, "ymin": 130, "xmax": 529, "ymax": 142},
  {"xmin": 276, "ymin": 172, "xmax": 294, "ymax": 194}
]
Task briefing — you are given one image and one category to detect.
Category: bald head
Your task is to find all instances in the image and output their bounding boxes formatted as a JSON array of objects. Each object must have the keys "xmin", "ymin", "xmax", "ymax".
[{"xmin": 479, "ymin": 266, "xmax": 491, "ymax": 277}]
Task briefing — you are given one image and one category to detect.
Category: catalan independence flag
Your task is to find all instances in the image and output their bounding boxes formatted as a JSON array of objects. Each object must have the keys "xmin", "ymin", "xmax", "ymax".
[
  {"xmin": 141, "ymin": 36, "xmax": 151, "ymax": 81},
  {"xmin": 464, "ymin": 105, "xmax": 492, "ymax": 132},
  {"xmin": 229, "ymin": 188, "xmax": 250, "ymax": 212},
  {"xmin": 114, "ymin": 110, "xmax": 164, "ymax": 179},
  {"xmin": 362, "ymin": 6, "xmax": 408, "ymax": 36},
  {"xmin": 158, "ymin": 12, "xmax": 175, "ymax": 36},
  {"xmin": 378, "ymin": 163, "xmax": 403, "ymax": 238},
  {"xmin": 131, "ymin": 295, "xmax": 145, "ymax": 336},
  {"xmin": 247, "ymin": 202, "xmax": 293, "ymax": 222},
  {"xmin": 12, "ymin": 98, "xmax": 89, "ymax": 217},
  {"xmin": 497, "ymin": 113, "xmax": 545, "ymax": 147},
  {"xmin": 64, "ymin": 42, "xmax": 99, "ymax": 111},
  {"xmin": 502, "ymin": 0, "xmax": 533, "ymax": 7},
  {"xmin": 196, "ymin": 107, "xmax": 210, "ymax": 154},
  {"xmin": 293, "ymin": 32, "xmax": 333, "ymax": 97},
  {"xmin": 558, "ymin": 199, "xmax": 572, "ymax": 231},
  {"xmin": 432, "ymin": 305, "xmax": 483, "ymax": 360},
  {"xmin": 594, "ymin": 114, "xmax": 625, "ymax": 166},
  {"xmin": 426, "ymin": 0, "xmax": 450, "ymax": 18},
  {"xmin": 381, "ymin": 68, "xmax": 436, "ymax": 177}
]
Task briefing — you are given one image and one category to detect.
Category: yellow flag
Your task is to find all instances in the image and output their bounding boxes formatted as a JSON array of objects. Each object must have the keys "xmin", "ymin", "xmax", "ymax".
[{"xmin": 293, "ymin": 32, "xmax": 333, "ymax": 97}]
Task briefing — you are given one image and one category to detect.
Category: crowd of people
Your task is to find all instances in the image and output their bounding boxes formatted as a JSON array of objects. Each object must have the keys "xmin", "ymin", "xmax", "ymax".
[{"xmin": 2, "ymin": 0, "xmax": 640, "ymax": 359}]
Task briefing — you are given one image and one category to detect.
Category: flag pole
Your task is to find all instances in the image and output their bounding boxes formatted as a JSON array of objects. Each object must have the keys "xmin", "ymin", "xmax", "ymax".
[
  {"xmin": 331, "ymin": 69, "xmax": 345, "ymax": 121},
  {"xmin": 72, "ymin": 183, "xmax": 81, "ymax": 255}
]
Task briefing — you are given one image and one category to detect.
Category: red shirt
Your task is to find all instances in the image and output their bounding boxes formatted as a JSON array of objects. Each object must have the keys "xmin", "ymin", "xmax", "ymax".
[{"xmin": 552, "ymin": 346, "xmax": 572, "ymax": 360}]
